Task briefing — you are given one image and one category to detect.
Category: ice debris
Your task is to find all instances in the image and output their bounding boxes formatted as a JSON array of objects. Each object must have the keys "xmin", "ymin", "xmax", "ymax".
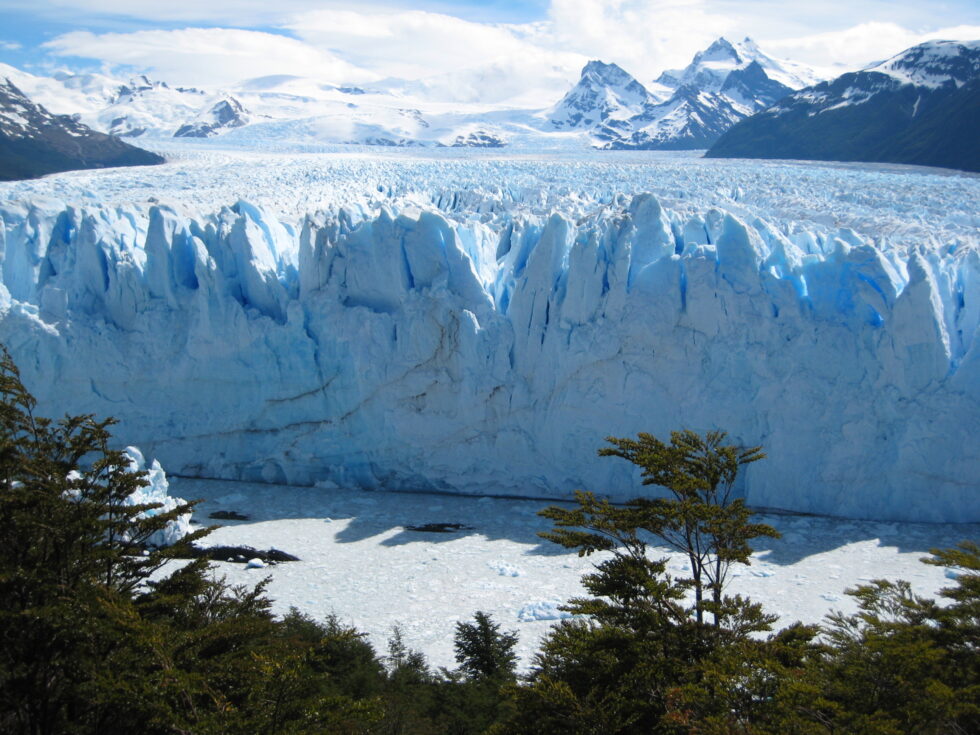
[
  {"xmin": 518, "ymin": 600, "xmax": 573, "ymax": 622},
  {"xmin": 122, "ymin": 446, "xmax": 191, "ymax": 547}
]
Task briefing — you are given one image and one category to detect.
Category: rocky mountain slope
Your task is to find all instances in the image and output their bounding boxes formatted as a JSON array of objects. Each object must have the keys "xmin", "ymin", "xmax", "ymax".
[
  {"xmin": 707, "ymin": 40, "xmax": 980, "ymax": 172},
  {"xmin": 0, "ymin": 78, "xmax": 163, "ymax": 181}
]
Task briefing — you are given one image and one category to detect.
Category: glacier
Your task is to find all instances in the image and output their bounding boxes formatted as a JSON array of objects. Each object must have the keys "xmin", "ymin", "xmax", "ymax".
[{"xmin": 0, "ymin": 149, "xmax": 978, "ymax": 522}]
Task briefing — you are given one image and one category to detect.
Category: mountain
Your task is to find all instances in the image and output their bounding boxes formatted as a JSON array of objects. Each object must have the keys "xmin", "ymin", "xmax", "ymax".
[
  {"xmin": 0, "ymin": 78, "xmax": 164, "ymax": 181},
  {"xmin": 656, "ymin": 36, "xmax": 822, "ymax": 93},
  {"xmin": 548, "ymin": 60, "xmax": 665, "ymax": 130},
  {"xmin": 101, "ymin": 75, "xmax": 209, "ymax": 137},
  {"xmin": 0, "ymin": 40, "xmax": 824, "ymax": 153},
  {"xmin": 706, "ymin": 40, "xmax": 980, "ymax": 173},
  {"xmin": 548, "ymin": 37, "xmax": 820, "ymax": 150},
  {"xmin": 174, "ymin": 97, "xmax": 249, "ymax": 138}
]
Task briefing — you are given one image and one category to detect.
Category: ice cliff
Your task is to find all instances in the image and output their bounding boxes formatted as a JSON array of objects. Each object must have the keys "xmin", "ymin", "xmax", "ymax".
[{"xmin": 0, "ymin": 172, "xmax": 977, "ymax": 522}]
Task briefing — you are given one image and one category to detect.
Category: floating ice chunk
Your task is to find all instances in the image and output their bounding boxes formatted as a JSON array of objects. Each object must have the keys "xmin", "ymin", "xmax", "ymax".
[
  {"xmin": 750, "ymin": 567, "xmax": 775, "ymax": 578},
  {"xmin": 122, "ymin": 446, "xmax": 191, "ymax": 547},
  {"xmin": 518, "ymin": 600, "xmax": 572, "ymax": 622},
  {"xmin": 246, "ymin": 558, "xmax": 266, "ymax": 569},
  {"xmin": 489, "ymin": 561, "xmax": 523, "ymax": 577}
]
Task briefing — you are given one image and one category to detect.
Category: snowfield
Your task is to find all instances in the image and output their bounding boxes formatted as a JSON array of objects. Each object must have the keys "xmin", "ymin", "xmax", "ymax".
[
  {"xmin": 174, "ymin": 476, "xmax": 979, "ymax": 671},
  {"xmin": 0, "ymin": 146, "xmax": 978, "ymax": 523}
]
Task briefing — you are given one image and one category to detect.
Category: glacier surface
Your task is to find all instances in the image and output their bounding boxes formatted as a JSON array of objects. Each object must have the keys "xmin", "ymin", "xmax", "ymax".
[{"xmin": 0, "ymin": 148, "xmax": 978, "ymax": 522}]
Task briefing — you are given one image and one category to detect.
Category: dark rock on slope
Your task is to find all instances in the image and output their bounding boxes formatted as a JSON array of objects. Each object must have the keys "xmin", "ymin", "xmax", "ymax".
[
  {"xmin": 707, "ymin": 40, "xmax": 980, "ymax": 173},
  {"xmin": 0, "ymin": 78, "xmax": 164, "ymax": 181}
]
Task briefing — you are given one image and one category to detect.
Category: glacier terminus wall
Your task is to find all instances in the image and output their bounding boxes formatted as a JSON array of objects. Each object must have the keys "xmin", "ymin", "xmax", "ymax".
[{"xmin": 0, "ymin": 152, "xmax": 977, "ymax": 522}]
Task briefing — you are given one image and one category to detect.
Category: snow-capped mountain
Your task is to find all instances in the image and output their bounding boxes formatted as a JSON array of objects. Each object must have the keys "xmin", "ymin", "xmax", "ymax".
[
  {"xmin": 707, "ymin": 40, "xmax": 980, "ymax": 172},
  {"xmin": 0, "ymin": 77, "xmax": 163, "ymax": 180},
  {"xmin": 101, "ymin": 75, "xmax": 209, "ymax": 137},
  {"xmin": 174, "ymin": 97, "xmax": 249, "ymax": 138},
  {"xmin": 0, "ymin": 64, "xmax": 526, "ymax": 149},
  {"xmin": 657, "ymin": 37, "xmax": 822, "ymax": 94},
  {"xmin": 548, "ymin": 60, "xmax": 666, "ymax": 130},
  {"xmin": 548, "ymin": 37, "xmax": 822, "ymax": 150},
  {"xmin": 0, "ymin": 37, "xmax": 824, "ymax": 154}
]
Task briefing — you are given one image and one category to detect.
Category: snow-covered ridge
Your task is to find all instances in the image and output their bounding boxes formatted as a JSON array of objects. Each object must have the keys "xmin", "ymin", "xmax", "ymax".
[
  {"xmin": 548, "ymin": 37, "xmax": 826, "ymax": 150},
  {"xmin": 0, "ymin": 153, "xmax": 977, "ymax": 523},
  {"xmin": 657, "ymin": 36, "xmax": 822, "ymax": 93},
  {"xmin": 766, "ymin": 39, "xmax": 980, "ymax": 116},
  {"xmin": 869, "ymin": 39, "xmax": 980, "ymax": 89}
]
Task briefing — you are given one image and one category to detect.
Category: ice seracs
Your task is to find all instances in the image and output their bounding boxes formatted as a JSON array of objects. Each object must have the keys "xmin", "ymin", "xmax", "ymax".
[
  {"xmin": 122, "ymin": 447, "xmax": 191, "ymax": 547},
  {"xmin": 0, "ymin": 152, "xmax": 977, "ymax": 523}
]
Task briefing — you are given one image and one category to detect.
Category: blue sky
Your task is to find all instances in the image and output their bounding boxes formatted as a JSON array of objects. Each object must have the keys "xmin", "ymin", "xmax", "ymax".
[{"xmin": 1, "ymin": 1, "xmax": 978, "ymax": 88}]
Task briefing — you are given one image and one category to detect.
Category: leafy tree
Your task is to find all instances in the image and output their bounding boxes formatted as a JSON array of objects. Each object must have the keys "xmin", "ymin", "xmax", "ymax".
[
  {"xmin": 508, "ymin": 430, "xmax": 780, "ymax": 734},
  {"xmin": 453, "ymin": 611, "xmax": 518, "ymax": 683},
  {"xmin": 598, "ymin": 430, "xmax": 777, "ymax": 625},
  {"xmin": 0, "ymin": 346, "xmax": 204, "ymax": 734},
  {"xmin": 779, "ymin": 542, "xmax": 980, "ymax": 735},
  {"xmin": 0, "ymin": 346, "xmax": 385, "ymax": 734}
]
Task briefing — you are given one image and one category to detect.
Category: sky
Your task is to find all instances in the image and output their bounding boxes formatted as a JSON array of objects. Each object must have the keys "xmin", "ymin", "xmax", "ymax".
[{"xmin": 1, "ymin": 0, "xmax": 979, "ymax": 95}]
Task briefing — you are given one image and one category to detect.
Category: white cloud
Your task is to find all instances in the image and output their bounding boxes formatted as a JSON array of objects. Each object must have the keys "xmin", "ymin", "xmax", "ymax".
[
  {"xmin": 285, "ymin": 9, "xmax": 577, "ymax": 80},
  {"xmin": 285, "ymin": 2, "xmax": 737, "ymax": 86},
  {"xmin": 0, "ymin": 40, "xmax": 23, "ymax": 51},
  {"xmin": 544, "ymin": 0, "xmax": 734, "ymax": 79},
  {"xmin": 42, "ymin": 27, "xmax": 373, "ymax": 88},
  {"xmin": 33, "ymin": 2, "xmax": 980, "ymax": 105},
  {"xmin": 764, "ymin": 21, "xmax": 980, "ymax": 69}
]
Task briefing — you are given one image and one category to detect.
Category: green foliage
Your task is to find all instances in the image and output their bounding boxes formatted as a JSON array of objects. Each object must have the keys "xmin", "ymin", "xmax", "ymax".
[
  {"xmin": 541, "ymin": 430, "xmax": 778, "ymax": 627},
  {"xmin": 601, "ymin": 430, "xmax": 777, "ymax": 625},
  {"xmin": 509, "ymin": 430, "xmax": 781, "ymax": 734},
  {"xmin": 775, "ymin": 542, "xmax": 980, "ymax": 735},
  {"xmin": 454, "ymin": 611, "xmax": 518, "ymax": 683},
  {"xmin": 0, "ymin": 346, "xmax": 386, "ymax": 734}
]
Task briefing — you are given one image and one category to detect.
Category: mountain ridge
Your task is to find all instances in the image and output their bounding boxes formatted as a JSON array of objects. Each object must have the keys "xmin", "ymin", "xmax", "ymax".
[
  {"xmin": 706, "ymin": 39, "xmax": 980, "ymax": 172},
  {"xmin": 548, "ymin": 36, "xmax": 820, "ymax": 150},
  {"xmin": 0, "ymin": 77, "xmax": 164, "ymax": 181}
]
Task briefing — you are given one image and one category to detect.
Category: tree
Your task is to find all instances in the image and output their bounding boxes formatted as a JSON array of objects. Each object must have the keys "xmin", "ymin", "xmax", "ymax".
[
  {"xmin": 507, "ymin": 430, "xmax": 780, "ymax": 734},
  {"xmin": 543, "ymin": 430, "xmax": 778, "ymax": 626},
  {"xmin": 0, "ymin": 346, "xmax": 205, "ymax": 734},
  {"xmin": 0, "ymin": 346, "xmax": 385, "ymax": 734},
  {"xmin": 780, "ymin": 542, "xmax": 980, "ymax": 734},
  {"xmin": 453, "ymin": 611, "xmax": 518, "ymax": 682}
]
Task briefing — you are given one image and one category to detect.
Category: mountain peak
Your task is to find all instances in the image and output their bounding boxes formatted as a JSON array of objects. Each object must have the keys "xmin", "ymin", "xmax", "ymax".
[
  {"xmin": 701, "ymin": 37, "xmax": 741, "ymax": 63},
  {"xmin": 581, "ymin": 60, "xmax": 634, "ymax": 86},
  {"xmin": 664, "ymin": 36, "xmax": 824, "ymax": 93},
  {"xmin": 549, "ymin": 59, "xmax": 658, "ymax": 130}
]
